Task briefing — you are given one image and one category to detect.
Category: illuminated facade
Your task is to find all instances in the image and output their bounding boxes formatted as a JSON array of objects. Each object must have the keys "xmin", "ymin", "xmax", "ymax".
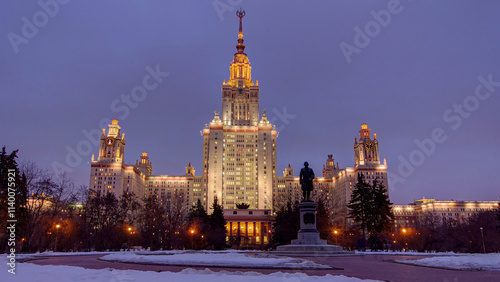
[
  {"xmin": 393, "ymin": 198, "xmax": 500, "ymax": 228},
  {"xmin": 87, "ymin": 11, "xmax": 499, "ymax": 241},
  {"xmin": 224, "ymin": 209, "xmax": 273, "ymax": 247},
  {"xmin": 89, "ymin": 120, "xmax": 204, "ymax": 212},
  {"xmin": 273, "ymin": 124, "xmax": 389, "ymax": 227},
  {"xmin": 88, "ymin": 13, "xmax": 390, "ymax": 233},
  {"xmin": 89, "ymin": 11, "xmax": 276, "ymax": 216},
  {"xmin": 202, "ymin": 10, "xmax": 277, "ymax": 211}
]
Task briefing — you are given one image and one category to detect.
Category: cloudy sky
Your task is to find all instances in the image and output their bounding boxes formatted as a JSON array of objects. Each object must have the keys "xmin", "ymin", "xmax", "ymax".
[{"xmin": 1, "ymin": 1, "xmax": 499, "ymax": 204}]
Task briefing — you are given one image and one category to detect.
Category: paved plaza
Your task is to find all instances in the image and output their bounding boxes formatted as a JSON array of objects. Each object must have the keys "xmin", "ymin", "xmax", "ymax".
[{"xmin": 28, "ymin": 254, "xmax": 500, "ymax": 282}]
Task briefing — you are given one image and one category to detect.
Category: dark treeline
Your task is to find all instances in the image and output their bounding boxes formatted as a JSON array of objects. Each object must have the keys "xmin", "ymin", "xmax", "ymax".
[
  {"xmin": 1, "ymin": 147, "xmax": 498, "ymax": 253},
  {"xmin": 399, "ymin": 210, "xmax": 500, "ymax": 253},
  {"xmin": 0, "ymin": 147, "xmax": 226, "ymax": 252}
]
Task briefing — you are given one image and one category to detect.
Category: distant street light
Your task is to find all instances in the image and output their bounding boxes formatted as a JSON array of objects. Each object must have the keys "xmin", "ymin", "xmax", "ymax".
[
  {"xmin": 190, "ymin": 229, "xmax": 195, "ymax": 249},
  {"xmin": 480, "ymin": 227, "xmax": 486, "ymax": 253},
  {"xmin": 55, "ymin": 224, "xmax": 61, "ymax": 252},
  {"xmin": 127, "ymin": 227, "xmax": 134, "ymax": 249},
  {"xmin": 334, "ymin": 230, "xmax": 338, "ymax": 245},
  {"xmin": 402, "ymin": 228, "xmax": 407, "ymax": 251}
]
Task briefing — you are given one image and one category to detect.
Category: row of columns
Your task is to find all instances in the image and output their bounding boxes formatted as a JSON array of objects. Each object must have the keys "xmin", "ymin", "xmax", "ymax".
[{"xmin": 228, "ymin": 221, "xmax": 270, "ymax": 245}]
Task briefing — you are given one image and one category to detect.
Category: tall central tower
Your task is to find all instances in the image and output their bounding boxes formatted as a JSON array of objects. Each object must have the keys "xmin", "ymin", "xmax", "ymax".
[
  {"xmin": 203, "ymin": 10, "xmax": 277, "ymax": 212},
  {"xmin": 221, "ymin": 9, "xmax": 260, "ymax": 126}
]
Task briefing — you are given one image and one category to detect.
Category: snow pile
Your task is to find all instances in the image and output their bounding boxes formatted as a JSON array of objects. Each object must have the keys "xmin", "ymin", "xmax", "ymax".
[
  {"xmin": 395, "ymin": 253, "xmax": 500, "ymax": 271},
  {"xmin": 101, "ymin": 251, "xmax": 331, "ymax": 269},
  {"xmin": 16, "ymin": 249, "xmax": 181, "ymax": 260},
  {"xmin": 0, "ymin": 257, "xmax": 380, "ymax": 282}
]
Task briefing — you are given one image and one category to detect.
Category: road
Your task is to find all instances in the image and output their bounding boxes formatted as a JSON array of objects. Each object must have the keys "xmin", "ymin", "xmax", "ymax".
[{"xmin": 28, "ymin": 254, "xmax": 500, "ymax": 282}]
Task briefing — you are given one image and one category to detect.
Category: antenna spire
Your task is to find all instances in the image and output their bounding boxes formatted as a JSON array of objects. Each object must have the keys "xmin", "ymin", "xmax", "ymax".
[{"xmin": 236, "ymin": 9, "xmax": 246, "ymax": 53}]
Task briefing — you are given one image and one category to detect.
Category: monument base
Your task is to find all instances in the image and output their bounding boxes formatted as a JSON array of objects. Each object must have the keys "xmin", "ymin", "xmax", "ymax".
[
  {"xmin": 274, "ymin": 244, "xmax": 351, "ymax": 257},
  {"xmin": 274, "ymin": 201, "xmax": 354, "ymax": 257}
]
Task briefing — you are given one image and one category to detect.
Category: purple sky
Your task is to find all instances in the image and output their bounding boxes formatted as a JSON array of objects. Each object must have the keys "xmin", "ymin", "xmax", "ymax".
[{"xmin": 1, "ymin": 1, "xmax": 499, "ymax": 205}]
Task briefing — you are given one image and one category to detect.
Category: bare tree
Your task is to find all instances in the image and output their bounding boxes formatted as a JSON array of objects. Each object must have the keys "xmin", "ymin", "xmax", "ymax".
[
  {"xmin": 20, "ymin": 162, "xmax": 78, "ymax": 251},
  {"xmin": 164, "ymin": 200, "xmax": 185, "ymax": 249}
]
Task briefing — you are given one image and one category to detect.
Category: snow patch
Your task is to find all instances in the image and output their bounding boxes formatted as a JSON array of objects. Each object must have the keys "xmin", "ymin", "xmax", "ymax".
[
  {"xmin": 0, "ymin": 256, "xmax": 380, "ymax": 281},
  {"xmin": 100, "ymin": 251, "xmax": 331, "ymax": 269},
  {"xmin": 395, "ymin": 253, "xmax": 500, "ymax": 271}
]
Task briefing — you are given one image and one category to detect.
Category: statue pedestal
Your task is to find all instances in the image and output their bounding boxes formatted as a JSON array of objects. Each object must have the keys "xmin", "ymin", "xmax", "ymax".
[
  {"xmin": 291, "ymin": 201, "xmax": 326, "ymax": 245},
  {"xmin": 274, "ymin": 201, "xmax": 353, "ymax": 257}
]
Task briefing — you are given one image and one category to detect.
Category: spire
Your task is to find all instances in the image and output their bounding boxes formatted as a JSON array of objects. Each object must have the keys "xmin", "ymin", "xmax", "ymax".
[
  {"xmin": 226, "ymin": 9, "xmax": 253, "ymax": 87},
  {"xmin": 211, "ymin": 110, "xmax": 222, "ymax": 124},
  {"xmin": 260, "ymin": 109, "xmax": 269, "ymax": 124},
  {"xmin": 236, "ymin": 9, "xmax": 246, "ymax": 54}
]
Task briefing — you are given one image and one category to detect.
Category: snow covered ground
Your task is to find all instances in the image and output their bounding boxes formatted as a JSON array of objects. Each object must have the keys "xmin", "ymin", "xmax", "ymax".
[
  {"xmin": 355, "ymin": 250, "xmax": 457, "ymax": 256},
  {"xmin": 395, "ymin": 253, "xmax": 500, "ymax": 271},
  {"xmin": 100, "ymin": 251, "xmax": 332, "ymax": 269},
  {"xmin": 17, "ymin": 251, "xmax": 113, "ymax": 259},
  {"xmin": 1, "ymin": 257, "xmax": 380, "ymax": 282}
]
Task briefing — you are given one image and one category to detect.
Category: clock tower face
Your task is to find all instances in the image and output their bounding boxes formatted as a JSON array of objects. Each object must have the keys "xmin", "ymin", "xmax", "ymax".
[
  {"xmin": 364, "ymin": 141, "xmax": 374, "ymax": 151},
  {"xmin": 106, "ymin": 138, "xmax": 115, "ymax": 146}
]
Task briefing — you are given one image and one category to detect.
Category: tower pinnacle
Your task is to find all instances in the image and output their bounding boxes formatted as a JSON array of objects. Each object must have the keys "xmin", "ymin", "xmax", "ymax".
[
  {"xmin": 236, "ymin": 9, "xmax": 246, "ymax": 54},
  {"xmin": 222, "ymin": 9, "xmax": 259, "ymax": 126}
]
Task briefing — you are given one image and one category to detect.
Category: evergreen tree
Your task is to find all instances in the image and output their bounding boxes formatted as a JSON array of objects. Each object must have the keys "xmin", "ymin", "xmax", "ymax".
[
  {"xmin": 496, "ymin": 207, "xmax": 500, "ymax": 232},
  {"xmin": 370, "ymin": 179, "xmax": 394, "ymax": 234},
  {"xmin": 316, "ymin": 197, "xmax": 332, "ymax": 240},
  {"xmin": 207, "ymin": 196, "xmax": 227, "ymax": 250},
  {"xmin": 347, "ymin": 173, "xmax": 372, "ymax": 241},
  {"xmin": 0, "ymin": 147, "xmax": 28, "ymax": 253},
  {"xmin": 271, "ymin": 201, "xmax": 300, "ymax": 246},
  {"xmin": 189, "ymin": 199, "xmax": 208, "ymax": 221},
  {"xmin": 187, "ymin": 199, "xmax": 208, "ymax": 249},
  {"xmin": 348, "ymin": 174, "xmax": 394, "ymax": 250}
]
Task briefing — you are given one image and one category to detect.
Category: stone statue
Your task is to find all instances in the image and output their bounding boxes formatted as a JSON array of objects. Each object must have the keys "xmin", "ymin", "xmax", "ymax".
[{"xmin": 299, "ymin": 161, "xmax": 315, "ymax": 201}]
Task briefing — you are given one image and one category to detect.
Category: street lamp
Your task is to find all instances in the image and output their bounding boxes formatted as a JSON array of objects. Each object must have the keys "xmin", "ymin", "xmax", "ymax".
[
  {"xmin": 55, "ymin": 224, "xmax": 61, "ymax": 252},
  {"xmin": 190, "ymin": 229, "xmax": 195, "ymax": 249},
  {"xmin": 402, "ymin": 228, "xmax": 407, "ymax": 251},
  {"xmin": 334, "ymin": 230, "xmax": 338, "ymax": 245},
  {"xmin": 480, "ymin": 227, "xmax": 486, "ymax": 253},
  {"xmin": 127, "ymin": 227, "xmax": 133, "ymax": 249}
]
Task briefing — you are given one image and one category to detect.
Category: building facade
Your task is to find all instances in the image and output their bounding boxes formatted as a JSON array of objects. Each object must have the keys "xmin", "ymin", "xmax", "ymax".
[
  {"xmin": 273, "ymin": 123, "xmax": 389, "ymax": 227},
  {"xmin": 88, "ymin": 119, "xmax": 204, "ymax": 213},
  {"xmin": 87, "ymin": 12, "xmax": 500, "ymax": 247},
  {"xmin": 224, "ymin": 209, "xmax": 273, "ymax": 248},
  {"xmin": 88, "ymin": 11, "xmax": 390, "ymax": 230},
  {"xmin": 392, "ymin": 198, "xmax": 499, "ymax": 229},
  {"xmin": 202, "ymin": 10, "xmax": 277, "ymax": 211},
  {"xmin": 89, "ymin": 11, "xmax": 276, "ymax": 216}
]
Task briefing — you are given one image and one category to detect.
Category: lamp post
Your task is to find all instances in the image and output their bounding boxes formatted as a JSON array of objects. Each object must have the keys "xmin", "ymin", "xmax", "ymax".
[
  {"xmin": 402, "ymin": 228, "xmax": 407, "ymax": 251},
  {"xmin": 128, "ymin": 227, "xmax": 132, "ymax": 249},
  {"xmin": 55, "ymin": 224, "xmax": 61, "ymax": 252},
  {"xmin": 190, "ymin": 229, "xmax": 195, "ymax": 249},
  {"xmin": 334, "ymin": 230, "xmax": 338, "ymax": 245},
  {"xmin": 480, "ymin": 227, "xmax": 486, "ymax": 253}
]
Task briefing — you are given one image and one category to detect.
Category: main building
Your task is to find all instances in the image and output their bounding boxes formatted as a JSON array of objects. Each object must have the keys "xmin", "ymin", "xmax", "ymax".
[{"xmin": 88, "ymin": 11, "xmax": 389, "ymax": 235}]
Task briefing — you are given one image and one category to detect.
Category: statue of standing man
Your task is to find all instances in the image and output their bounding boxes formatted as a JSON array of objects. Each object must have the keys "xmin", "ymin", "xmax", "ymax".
[{"xmin": 300, "ymin": 161, "xmax": 315, "ymax": 201}]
